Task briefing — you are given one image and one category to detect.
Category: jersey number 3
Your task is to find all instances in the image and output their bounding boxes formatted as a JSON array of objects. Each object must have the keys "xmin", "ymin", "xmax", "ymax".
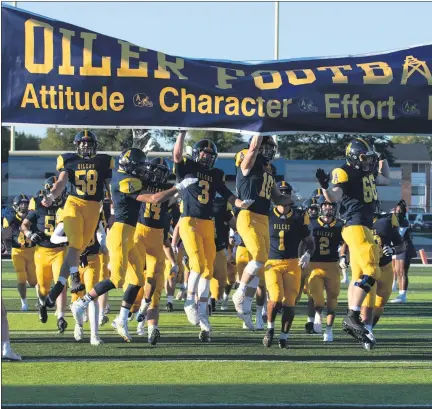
[
  {"xmin": 75, "ymin": 170, "xmax": 98, "ymax": 196},
  {"xmin": 362, "ymin": 175, "xmax": 378, "ymax": 203},
  {"xmin": 198, "ymin": 180, "xmax": 210, "ymax": 204}
]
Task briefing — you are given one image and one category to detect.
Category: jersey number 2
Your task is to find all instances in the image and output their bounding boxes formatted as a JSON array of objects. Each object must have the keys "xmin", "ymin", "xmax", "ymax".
[
  {"xmin": 75, "ymin": 170, "xmax": 98, "ymax": 196},
  {"xmin": 319, "ymin": 237, "xmax": 330, "ymax": 255}
]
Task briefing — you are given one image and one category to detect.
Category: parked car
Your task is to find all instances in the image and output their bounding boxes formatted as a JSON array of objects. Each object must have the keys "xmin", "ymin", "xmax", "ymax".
[{"xmin": 412, "ymin": 213, "xmax": 432, "ymax": 231}]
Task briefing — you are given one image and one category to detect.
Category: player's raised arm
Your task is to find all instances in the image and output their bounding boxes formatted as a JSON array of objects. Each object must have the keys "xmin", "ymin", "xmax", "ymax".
[
  {"xmin": 240, "ymin": 135, "xmax": 263, "ymax": 176},
  {"xmin": 173, "ymin": 131, "xmax": 187, "ymax": 163},
  {"xmin": 42, "ymin": 172, "xmax": 68, "ymax": 207},
  {"xmin": 316, "ymin": 168, "xmax": 343, "ymax": 203},
  {"xmin": 376, "ymin": 153, "xmax": 390, "ymax": 186}
]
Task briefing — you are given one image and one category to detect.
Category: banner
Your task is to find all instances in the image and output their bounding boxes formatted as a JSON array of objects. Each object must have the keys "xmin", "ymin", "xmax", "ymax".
[{"xmin": 2, "ymin": 4, "xmax": 432, "ymax": 135}]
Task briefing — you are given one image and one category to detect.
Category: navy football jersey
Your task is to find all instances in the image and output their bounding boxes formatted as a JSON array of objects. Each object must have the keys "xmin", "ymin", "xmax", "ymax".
[
  {"xmin": 174, "ymin": 157, "xmax": 232, "ymax": 220},
  {"xmin": 332, "ymin": 163, "xmax": 378, "ymax": 229},
  {"xmin": 2, "ymin": 211, "xmax": 35, "ymax": 249},
  {"xmin": 57, "ymin": 153, "xmax": 114, "ymax": 202},
  {"xmin": 310, "ymin": 217, "xmax": 344, "ymax": 263},
  {"xmin": 138, "ymin": 183, "xmax": 174, "ymax": 229},
  {"xmin": 111, "ymin": 169, "xmax": 146, "ymax": 227},
  {"xmin": 373, "ymin": 213, "xmax": 402, "ymax": 266},
  {"xmin": 236, "ymin": 162, "xmax": 276, "ymax": 216},
  {"xmin": 268, "ymin": 207, "xmax": 310, "ymax": 260},
  {"xmin": 213, "ymin": 200, "xmax": 233, "ymax": 252},
  {"xmin": 25, "ymin": 198, "xmax": 67, "ymax": 248}
]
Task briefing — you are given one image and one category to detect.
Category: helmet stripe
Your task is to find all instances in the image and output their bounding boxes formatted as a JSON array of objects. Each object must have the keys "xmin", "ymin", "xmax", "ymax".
[
  {"xmin": 84, "ymin": 130, "xmax": 88, "ymax": 137},
  {"xmin": 357, "ymin": 137, "xmax": 371, "ymax": 151}
]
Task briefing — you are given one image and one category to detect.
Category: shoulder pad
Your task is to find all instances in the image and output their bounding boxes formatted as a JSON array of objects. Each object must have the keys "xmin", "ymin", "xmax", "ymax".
[
  {"xmin": 235, "ymin": 149, "xmax": 248, "ymax": 167},
  {"xmin": 391, "ymin": 213, "xmax": 400, "ymax": 228},
  {"xmin": 119, "ymin": 177, "xmax": 143, "ymax": 194},
  {"xmin": 332, "ymin": 168, "xmax": 349, "ymax": 184}
]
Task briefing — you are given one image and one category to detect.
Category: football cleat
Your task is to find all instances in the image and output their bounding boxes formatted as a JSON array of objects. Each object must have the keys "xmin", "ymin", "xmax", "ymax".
[
  {"xmin": 362, "ymin": 332, "xmax": 376, "ymax": 351},
  {"xmin": 99, "ymin": 315, "xmax": 109, "ymax": 328},
  {"xmin": 279, "ymin": 338, "xmax": 289, "ymax": 349},
  {"xmin": 239, "ymin": 312, "xmax": 255, "ymax": 331},
  {"xmin": 263, "ymin": 328, "xmax": 274, "ymax": 348},
  {"xmin": 70, "ymin": 271, "xmax": 85, "ymax": 294},
  {"xmin": 342, "ymin": 311, "xmax": 372, "ymax": 344},
  {"xmin": 20, "ymin": 304, "xmax": 29, "ymax": 312},
  {"xmin": 127, "ymin": 311, "xmax": 134, "ymax": 321},
  {"xmin": 313, "ymin": 323, "xmax": 322, "ymax": 334},
  {"xmin": 137, "ymin": 321, "xmax": 146, "ymax": 336},
  {"xmin": 104, "ymin": 304, "xmax": 111, "ymax": 314},
  {"xmin": 114, "ymin": 320, "xmax": 132, "ymax": 343},
  {"xmin": 232, "ymin": 291, "xmax": 246, "ymax": 314},
  {"xmin": 390, "ymin": 294, "xmax": 407, "ymax": 304},
  {"xmin": 57, "ymin": 317, "xmax": 68, "ymax": 334},
  {"xmin": 74, "ymin": 324, "xmax": 83, "ymax": 342},
  {"xmin": 220, "ymin": 298, "xmax": 228, "ymax": 311},
  {"xmin": 90, "ymin": 335, "xmax": 104, "ymax": 346},
  {"xmin": 199, "ymin": 330, "xmax": 211, "ymax": 343},
  {"xmin": 323, "ymin": 328, "xmax": 334, "ymax": 342},
  {"xmin": 305, "ymin": 322, "xmax": 316, "ymax": 334},
  {"xmin": 71, "ymin": 301, "xmax": 85, "ymax": 327},
  {"xmin": 184, "ymin": 299, "xmax": 200, "ymax": 326},
  {"xmin": 165, "ymin": 302, "xmax": 174, "ymax": 312},
  {"xmin": 255, "ymin": 313, "xmax": 265, "ymax": 331},
  {"xmin": 148, "ymin": 327, "xmax": 161, "ymax": 346},
  {"xmin": 1, "ymin": 348, "xmax": 22, "ymax": 361},
  {"xmin": 44, "ymin": 294, "xmax": 56, "ymax": 309},
  {"xmin": 38, "ymin": 302, "xmax": 48, "ymax": 324}
]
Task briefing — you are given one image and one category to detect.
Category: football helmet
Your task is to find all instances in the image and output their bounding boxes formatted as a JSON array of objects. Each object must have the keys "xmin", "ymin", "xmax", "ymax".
[
  {"xmin": 310, "ymin": 188, "xmax": 324, "ymax": 199},
  {"xmin": 192, "ymin": 139, "xmax": 218, "ymax": 169},
  {"xmin": 303, "ymin": 197, "xmax": 320, "ymax": 219},
  {"xmin": 118, "ymin": 148, "xmax": 149, "ymax": 178},
  {"xmin": 74, "ymin": 130, "xmax": 98, "ymax": 158},
  {"xmin": 345, "ymin": 138, "xmax": 377, "ymax": 173},
  {"xmin": 317, "ymin": 196, "xmax": 336, "ymax": 217},
  {"xmin": 146, "ymin": 157, "xmax": 171, "ymax": 184},
  {"xmin": 277, "ymin": 181, "xmax": 293, "ymax": 196},
  {"xmin": 12, "ymin": 194, "xmax": 30, "ymax": 214},
  {"xmin": 249, "ymin": 135, "xmax": 277, "ymax": 163},
  {"xmin": 44, "ymin": 176, "xmax": 67, "ymax": 207}
]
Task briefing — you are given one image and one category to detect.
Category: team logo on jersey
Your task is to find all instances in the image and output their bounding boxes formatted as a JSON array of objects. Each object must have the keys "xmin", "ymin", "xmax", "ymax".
[
  {"xmin": 133, "ymin": 93, "xmax": 153, "ymax": 108},
  {"xmin": 401, "ymin": 100, "xmax": 420, "ymax": 116},
  {"xmin": 298, "ymin": 98, "xmax": 318, "ymax": 112}
]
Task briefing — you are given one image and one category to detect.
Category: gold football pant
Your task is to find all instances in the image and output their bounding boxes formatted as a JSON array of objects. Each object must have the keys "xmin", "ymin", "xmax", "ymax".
[
  {"xmin": 11, "ymin": 247, "xmax": 37, "ymax": 286},
  {"xmin": 72, "ymin": 253, "xmax": 101, "ymax": 302},
  {"xmin": 99, "ymin": 252, "xmax": 110, "ymax": 281},
  {"xmin": 364, "ymin": 262, "xmax": 393, "ymax": 308},
  {"xmin": 108, "ymin": 222, "xmax": 143, "ymax": 288},
  {"xmin": 265, "ymin": 259, "xmax": 300, "ymax": 306},
  {"xmin": 307, "ymin": 261, "xmax": 340, "ymax": 309},
  {"xmin": 237, "ymin": 210, "xmax": 269, "ymax": 265},
  {"xmin": 210, "ymin": 250, "xmax": 228, "ymax": 300},
  {"xmin": 34, "ymin": 246, "xmax": 67, "ymax": 296},
  {"xmin": 179, "ymin": 217, "xmax": 215, "ymax": 279},
  {"xmin": 236, "ymin": 245, "xmax": 265, "ymax": 287},
  {"xmin": 62, "ymin": 195, "xmax": 101, "ymax": 251}
]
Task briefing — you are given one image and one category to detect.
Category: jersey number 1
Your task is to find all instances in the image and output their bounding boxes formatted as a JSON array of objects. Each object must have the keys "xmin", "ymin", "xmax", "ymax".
[
  {"xmin": 75, "ymin": 170, "xmax": 98, "ymax": 196},
  {"xmin": 259, "ymin": 172, "xmax": 273, "ymax": 200}
]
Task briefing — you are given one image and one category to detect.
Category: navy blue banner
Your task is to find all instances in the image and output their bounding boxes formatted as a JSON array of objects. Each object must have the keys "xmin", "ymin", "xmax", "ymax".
[{"xmin": 2, "ymin": 4, "xmax": 432, "ymax": 135}]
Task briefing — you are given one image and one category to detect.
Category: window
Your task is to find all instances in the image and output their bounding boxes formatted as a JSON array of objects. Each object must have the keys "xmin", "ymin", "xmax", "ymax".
[
  {"xmin": 412, "ymin": 164, "xmax": 426, "ymax": 173},
  {"xmin": 412, "ymin": 186, "xmax": 425, "ymax": 196},
  {"xmin": 423, "ymin": 215, "xmax": 432, "ymax": 222}
]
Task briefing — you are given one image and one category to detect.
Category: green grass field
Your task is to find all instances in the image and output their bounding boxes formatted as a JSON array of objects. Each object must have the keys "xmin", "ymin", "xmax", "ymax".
[{"xmin": 2, "ymin": 259, "xmax": 432, "ymax": 407}]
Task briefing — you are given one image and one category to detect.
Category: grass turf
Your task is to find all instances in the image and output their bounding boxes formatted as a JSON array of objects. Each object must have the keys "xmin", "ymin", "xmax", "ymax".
[{"xmin": 2, "ymin": 260, "xmax": 432, "ymax": 406}]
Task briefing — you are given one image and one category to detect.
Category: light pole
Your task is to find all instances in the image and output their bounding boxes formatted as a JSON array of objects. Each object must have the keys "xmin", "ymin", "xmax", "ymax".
[
  {"xmin": 274, "ymin": 1, "xmax": 279, "ymax": 60},
  {"xmin": 10, "ymin": 1, "xmax": 17, "ymax": 152}
]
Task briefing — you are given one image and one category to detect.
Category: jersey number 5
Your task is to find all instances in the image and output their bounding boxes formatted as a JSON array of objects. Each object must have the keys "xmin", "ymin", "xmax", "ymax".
[
  {"xmin": 75, "ymin": 170, "xmax": 98, "ymax": 196},
  {"xmin": 259, "ymin": 172, "xmax": 273, "ymax": 200},
  {"xmin": 362, "ymin": 175, "xmax": 378, "ymax": 203},
  {"xmin": 198, "ymin": 180, "xmax": 210, "ymax": 204},
  {"xmin": 44, "ymin": 215, "xmax": 56, "ymax": 236}
]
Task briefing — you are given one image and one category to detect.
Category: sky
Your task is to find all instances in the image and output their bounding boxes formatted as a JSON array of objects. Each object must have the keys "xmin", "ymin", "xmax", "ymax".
[{"xmin": 9, "ymin": 0, "xmax": 432, "ymax": 138}]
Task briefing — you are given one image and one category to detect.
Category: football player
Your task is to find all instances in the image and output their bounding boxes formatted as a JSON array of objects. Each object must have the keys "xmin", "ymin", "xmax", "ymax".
[
  {"xmin": 263, "ymin": 181, "xmax": 314, "ymax": 348},
  {"xmin": 307, "ymin": 197, "xmax": 344, "ymax": 342},
  {"xmin": 42, "ymin": 131, "xmax": 114, "ymax": 307},
  {"xmin": 2, "ymin": 298, "xmax": 21, "ymax": 361},
  {"xmin": 173, "ymin": 132, "xmax": 252, "ymax": 342},
  {"xmin": 2, "ymin": 194, "xmax": 37, "ymax": 311},
  {"xmin": 21, "ymin": 178, "xmax": 69, "ymax": 333},
  {"xmin": 362, "ymin": 212, "xmax": 405, "ymax": 343},
  {"xmin": 232, "ymin": 136, "xmax": 293, "ymax": 330},
  {"xmin": 390, "ymin": 200, "xmax": 416, "ymax": 303},
  {"xmin": 130, "ymin": 158, "xmax": 178, "ymax": 345},
  {"xmin": 72, "ymin": 148, "xmax": 197, "ymax": 342},
  {"xmin": 303, "ymin": 198, "xmax": 320, "ymax": 221},
  {"xmin": 316, "ymin": 137, "xmax": 390, "ymax": 347},
  {"xmin": 209, "ymin": 196, "xmax": 237, "ymax": 309}
]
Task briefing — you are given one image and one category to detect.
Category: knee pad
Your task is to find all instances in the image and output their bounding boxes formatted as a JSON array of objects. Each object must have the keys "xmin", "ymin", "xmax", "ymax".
[
  {"xmin": 246, "ymin": 260, "xmax": 264, "ymax": 276},
  {"xmin": 354, "ymin": 275, "xmax": 376, "ymax": 293}
]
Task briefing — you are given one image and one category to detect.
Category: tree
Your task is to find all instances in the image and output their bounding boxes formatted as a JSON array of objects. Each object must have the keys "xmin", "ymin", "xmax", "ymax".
[
  {"xmin": 391, "ymin": 135, "xmax": 432, "ymax": 157},
  {"xmin": 1, "ymin": 127, "xmax": 41, "ymax": 162},
  {"xmin": 186, "ymin": 131, "xmax": 244, "ymax": 151},
  {"xmin": 277, "ymin": 134, "xmax": 395, "ymax": 165}
]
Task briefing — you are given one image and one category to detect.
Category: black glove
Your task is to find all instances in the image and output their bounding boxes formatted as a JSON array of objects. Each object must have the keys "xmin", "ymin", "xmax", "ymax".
[
  {"xmin": 29, "ymin": 232, "xmax": 43, "ymax": 244},
  {"xmin": 316, "ymin": 168, "xmax": 330, "ymax": 189},
  {"xmin": 377, "ymin": 152, "xmax": 386, "ymax": 161},
  {"xmin": 382, "ymin": 245, "xmax": 394, "ymax": 257},
  {"xmin": 80, "ymin": 253, "xmax": 89, "ymax": 268}
]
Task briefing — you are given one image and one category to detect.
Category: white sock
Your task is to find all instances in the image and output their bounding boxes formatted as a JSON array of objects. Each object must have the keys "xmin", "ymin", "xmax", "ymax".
[
  {"xmin": 307, "ymin": 316, "xmax": 314, "ymax": 323},
  {"xmin": 365, "ymin": 324, "xmax": 373, "ymax": 333},
  {"xmin": 223, "ymin": 292, "xmax": 229, "ymax": 300},
  {"xmin": 167, "ymin": 295, "xmax": 173, "ymax": 303},
  {"xmin": 314, "ymin": 312, "xmax": 322, "ymax": 325},
  {"xmin": 140, "ymin": 299, "xmax": 150, "ymax": 311},
  {"xmin": 268, "ymin": 321, "xmax": 275, "ymax": 329},
  {"xmin": 350, "ymin": 306, "xmax": 361, "ymax": 312},
  {"xmin": 57, "ymin": 311, "xmax": 64, "ymax": 319},
  {"xmin": 70, "ymin": 266, "xmax": 79, "ymax": 274},
  {"xmin": 2, "ymin": 341, "xmax": 11, "ymax": 353},
  {"xmin": 342, "ymin": 268, "xmax": 348, "ymax": 280},
  {"xmin": 186, "ymin": 271, "xmax": 200, "ymax": 300},
  {"xmin": 399, "ymin": 290, "xmax": 407, "ymax": 295},
  {"xmin": 248, "ymin": 275, "xmax": 260, "ymax": 291},
  {"xmin": 89, "ymin": 300, "xmax": 99, "ymax": 337},
  {"xmin": 256, "ymin": 305, "xmax": 263, "ymax": 319},
  {"xmin": 119, "ymin": 306, "xmax": 130, "ymax": 323},
  {"xmin": 197, "ymin": 277, "xmax": 210, "ymax": 317},
  {"xmin": 279, "ymin": 332, "xmax": 289, "ymax": 340},
  {"xmin": 21, "ymin": 298, "xmax": 27, "ymax": 307}
]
